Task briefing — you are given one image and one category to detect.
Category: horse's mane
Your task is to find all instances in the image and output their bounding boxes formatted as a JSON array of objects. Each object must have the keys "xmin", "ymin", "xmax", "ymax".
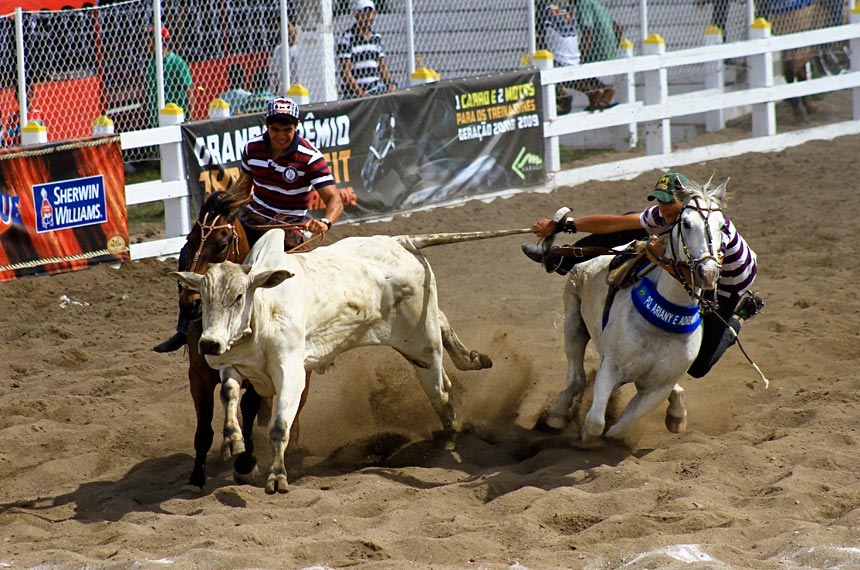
[
  {"xmin": 200, "ymin": 190, "xmax": 244, "ymax": 221},
  {"xmin": 675, "ymin": 175, "xmax": 728, "ymax": 209}
]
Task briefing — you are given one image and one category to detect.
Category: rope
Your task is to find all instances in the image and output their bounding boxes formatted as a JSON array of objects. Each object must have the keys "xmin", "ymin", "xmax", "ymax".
[
  {"xmin": 710, "ymin": 309, "xmax": 770, "ymax": 389},
  {"xmin": 0, "ymin": 248, "xmax": 120, "ymax": 272}
]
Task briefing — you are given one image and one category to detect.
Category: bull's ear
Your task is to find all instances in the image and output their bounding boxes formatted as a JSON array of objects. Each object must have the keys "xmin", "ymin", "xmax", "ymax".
[
  {"xmin": 251, "ymin": 269, "xmax": 294, "ymax": 290},
  {"xmin": 170, "ymin": 271, "xmax": 204, "ymax": 291}
]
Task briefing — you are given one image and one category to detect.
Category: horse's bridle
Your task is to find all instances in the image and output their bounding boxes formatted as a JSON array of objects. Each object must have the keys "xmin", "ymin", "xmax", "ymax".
[
  {"xmin": 189, "ymin": 212, "xmax": 241, "ymax": 272},
  {"xmin": 661, "ymin": 196, "xmax": 724, "ymax": 309}
]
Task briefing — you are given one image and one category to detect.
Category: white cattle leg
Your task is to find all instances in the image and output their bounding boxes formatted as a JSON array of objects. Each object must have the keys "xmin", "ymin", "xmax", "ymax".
[
  {"xmin": 219, "ymin": 366, "xmax": 245, "ymax": 459},
  {"xmin": 438, "ymin": 310, "xmax": 492, "ymax": 371},
  {"xmin": 266, "ymin": 356, "xmax": 306, "ymax": 495},
  {"xmin": 604, "ymin": 381, "xmax": 676, "ymax": 440},
  {"xmin": 664, "ymin": 383, "xmax": 688, "ymax": 434},
  {"xmin": 582, "ymin": 357, "xmax": 623, "ymax": 442},
  {"xmin": 546, "ymin": 284, "xmax": 590, "ymax": 430}
]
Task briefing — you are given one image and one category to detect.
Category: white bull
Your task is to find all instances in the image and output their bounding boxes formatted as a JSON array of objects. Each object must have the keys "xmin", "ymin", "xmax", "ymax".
[{"xmin": 173, "ymin": 227, "xmax": 525, "ymax": 494}]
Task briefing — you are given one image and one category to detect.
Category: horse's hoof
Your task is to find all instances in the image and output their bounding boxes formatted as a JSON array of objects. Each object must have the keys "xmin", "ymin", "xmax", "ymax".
[
  {"xmin": 233, "ymin": 452, "xmax": 259, "ymax": 484},
  {"xmin": 265, "ymin": 473, "xmax": 289, "ymax": 494},
  {"xmin": 665, "ymin": 415, "xmax": 687, "ymax": 434},
  {"xmin": 570, "ymin": 438, "xmax": 603, "ymax": 450},
  {"xmin": 180, "ymin": 482, "xmax": 205, "ymax": 494}
]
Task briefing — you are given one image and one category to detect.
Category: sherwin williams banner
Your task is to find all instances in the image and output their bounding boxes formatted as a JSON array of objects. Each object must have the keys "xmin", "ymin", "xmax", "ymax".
[
  {"xmin": 182, "ymin": 70, "xmax": 545, "ymax": 220},
  {"xmin": 0, "ymin": 137, "xmax": 129, "ymax": 282}
]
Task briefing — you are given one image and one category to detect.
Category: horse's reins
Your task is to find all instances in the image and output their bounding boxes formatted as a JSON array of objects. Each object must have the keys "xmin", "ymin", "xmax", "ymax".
[
  {"xmin": 661, "ymin": 198, "xmax": 769, "ymax": 388},
  {"xmin": 243, "ymin": 218, "xmax": 326, "ymax": 253}
]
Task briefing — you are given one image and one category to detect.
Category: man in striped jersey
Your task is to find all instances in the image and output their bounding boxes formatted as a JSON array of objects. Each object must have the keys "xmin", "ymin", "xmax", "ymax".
[
  {"xmin": 522, "ymin": 172, "xmax": 761, "ymax": 378},
  {"xmin": 336, "ymin": 0, "xmax": 397, "ymax": 99},
  {"xmin": 153, "ymin": 96, "xmax": 342, "ymax": 353}
]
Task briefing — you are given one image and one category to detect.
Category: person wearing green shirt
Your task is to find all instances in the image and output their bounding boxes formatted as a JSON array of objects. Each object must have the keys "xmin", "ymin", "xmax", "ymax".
[
  {"xmin": 572, "ymin": 0, "xmax": 622, "ymax": 109},
  {"xmin": 145, "ymin": 26, "xmax": 193, "ymax": 127}
]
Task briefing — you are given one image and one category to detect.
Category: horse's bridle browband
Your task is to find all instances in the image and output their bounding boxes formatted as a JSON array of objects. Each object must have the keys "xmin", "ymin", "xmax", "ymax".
[{"xmin": 189, "ymin": 212, "xmax": 241, "ymax": 272}]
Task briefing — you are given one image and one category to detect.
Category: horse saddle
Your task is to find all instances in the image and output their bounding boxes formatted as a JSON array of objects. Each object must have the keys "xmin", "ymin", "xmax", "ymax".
[
  {"xmin": 606, "ymin": 240, "xmax": 648, "ymax": 289},
  {"xmin": 602, "ymin": 241, "xmax": 650, "ymax": 329}
]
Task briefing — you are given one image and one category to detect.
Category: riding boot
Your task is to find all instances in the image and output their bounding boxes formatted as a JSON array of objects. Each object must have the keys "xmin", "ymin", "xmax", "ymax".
[
  {"xmin": 521, "ymin": 243, "xmax": 574, "ymax": 275},
  {"xmin": 153, "ymin": 300, "xmax": 191, "ymax": 353}
]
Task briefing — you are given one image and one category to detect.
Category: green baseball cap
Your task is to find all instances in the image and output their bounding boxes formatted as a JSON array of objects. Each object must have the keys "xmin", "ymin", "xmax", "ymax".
[{"xmin": 648, "ymin": 172, "xmax": 688, "ymax": 202}]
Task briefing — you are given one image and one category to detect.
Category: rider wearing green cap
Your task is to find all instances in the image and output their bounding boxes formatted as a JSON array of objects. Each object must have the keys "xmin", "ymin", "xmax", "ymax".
[{"xmin": 522, "ymin": 172, "xmax": 761, "ymax": 378}]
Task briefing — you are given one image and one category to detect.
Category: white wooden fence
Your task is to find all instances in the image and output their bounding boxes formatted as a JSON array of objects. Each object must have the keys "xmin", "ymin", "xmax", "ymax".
[{"xmin": 123, "ymin": 11, "xmax": 860, "ymax": 260}]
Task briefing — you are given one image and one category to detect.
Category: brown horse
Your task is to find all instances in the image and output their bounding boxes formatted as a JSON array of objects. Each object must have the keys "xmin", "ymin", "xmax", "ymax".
[{"xmin": 179, "ymin": 190, "xmax": 310, "ymax": 492}]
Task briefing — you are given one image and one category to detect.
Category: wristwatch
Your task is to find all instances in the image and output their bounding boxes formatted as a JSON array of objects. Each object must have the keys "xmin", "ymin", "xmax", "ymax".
[{"xmin": 320, "ymin": 217, "xmax": 333, "ymax": 230}]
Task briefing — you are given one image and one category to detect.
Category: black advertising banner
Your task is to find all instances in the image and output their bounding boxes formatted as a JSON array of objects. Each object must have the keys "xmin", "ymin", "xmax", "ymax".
[
  {"xmin": 0, "ymin": 137, "xmax": 129, "ymax": 282},
  {"xmin": 182, "ymin": 70, "xmax": 545, "ymax": 220}
]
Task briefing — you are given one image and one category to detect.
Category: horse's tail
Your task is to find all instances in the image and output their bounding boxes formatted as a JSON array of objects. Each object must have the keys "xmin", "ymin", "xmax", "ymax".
[{"xmin": 400, "ymin": 228, "xmax": 533, "ymax": 250}]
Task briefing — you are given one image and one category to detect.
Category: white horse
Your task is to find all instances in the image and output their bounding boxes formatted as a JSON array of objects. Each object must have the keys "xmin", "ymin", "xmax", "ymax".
[{"xmin": 545, "ymin": 179, "xmax": 726, "ymax": 443}]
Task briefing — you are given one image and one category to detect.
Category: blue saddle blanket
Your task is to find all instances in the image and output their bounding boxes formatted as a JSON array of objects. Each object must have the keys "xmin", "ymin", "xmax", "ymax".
[{"xmin": 630, "ymin": 277, "xmax": 701, "ymax": 334}]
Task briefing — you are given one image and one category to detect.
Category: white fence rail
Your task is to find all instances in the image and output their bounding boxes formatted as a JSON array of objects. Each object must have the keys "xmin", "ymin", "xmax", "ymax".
[{"xmin": 123, "ymin": 12, "xmax": 860, "ymax": 260}]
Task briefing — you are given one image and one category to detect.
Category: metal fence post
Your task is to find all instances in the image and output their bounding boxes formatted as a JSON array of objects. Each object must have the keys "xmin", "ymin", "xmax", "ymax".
[
  {"xmin": 14, "ymin": 8, "xmax": 28, "ymax": 128},
  {"xmin": 533, "ymin": 49, "xmax": 560, "ymax": 172},
  {"xmin": 159, "ymin": 103, "xmax": 190, "ymax": 239},
  {"xmin": 615, "ymin": 38, "xmax": 637, "ymax": 151},
  {"xmin": 852, "ymin": 6, "xmax": 860, "ymax": 120},
  {"xmin": 642, "ymin": 33, "xmax": 670, "ymax": 155},
  {"xmin": 748, "ymin": 18, "xmax": 775, "ymax": 137},
  {"xmin": 704, "ymin": 25, "xmax": 725, "ymax": 132}
]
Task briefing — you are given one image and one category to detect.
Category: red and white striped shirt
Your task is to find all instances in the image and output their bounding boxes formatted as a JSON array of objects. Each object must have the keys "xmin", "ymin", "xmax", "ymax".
[
  {"xmin": 640, "ymin": 205, "xmax": 757, "ymax": 297},
  {"xmin": 240, "ymin": 131, "xmax": 335, "ymax": 222}
]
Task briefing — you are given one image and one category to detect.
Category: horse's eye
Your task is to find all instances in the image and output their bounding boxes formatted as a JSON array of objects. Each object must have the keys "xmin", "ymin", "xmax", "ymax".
[
  {"xmin": 233, "ymin": 294, "xmax": 243, "ymax": 307},
  {"xmin": 682, "ymin": 218, "xmax": 692, "ymax": 229}
]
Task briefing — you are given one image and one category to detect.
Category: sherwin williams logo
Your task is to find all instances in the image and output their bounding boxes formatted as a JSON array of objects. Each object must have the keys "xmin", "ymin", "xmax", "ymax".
[
  {"xmin": 33, "ymin": 175, "xmax": 107, "ymax": 234},
  {"xmin": 512, "ymin": 147, "xmax": 543, "ymax": 180}
]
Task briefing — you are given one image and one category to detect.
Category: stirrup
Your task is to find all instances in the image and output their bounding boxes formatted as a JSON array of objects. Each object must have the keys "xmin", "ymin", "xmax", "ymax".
[{"xmin": 735, "ymin": 291, "xmax": 764, "ymax": 321}]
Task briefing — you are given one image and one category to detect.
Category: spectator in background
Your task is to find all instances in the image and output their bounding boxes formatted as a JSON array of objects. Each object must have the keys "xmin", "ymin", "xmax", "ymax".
[
  {"xmin": 537, "ymin": 2, "xmax": 615, "ymax": 114},
  {"xmin": 242, "ymin": 69, "xmax": 276, "ymax": 114},
  {"xmin": 268, "ymin": 20, "xmax": 299, "ymax": 96},
  {"xmin": 145, "ymin": 25, "xmax": 194, "ymax": 127},
  {"xmin": 336, "ymin": 0, "xmax": 397, "ymax": 99},
  {"xmin": 571, "ymin": 0, "xmax": 621, "ymax": 110},
  {"xmin": 220, "ymin": 63, "xmax": 252, "ymax": 115}
]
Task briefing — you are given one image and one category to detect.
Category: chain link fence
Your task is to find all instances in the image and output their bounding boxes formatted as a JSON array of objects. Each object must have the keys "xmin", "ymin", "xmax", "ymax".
[{"xmin": 0, "ymin": 0, "xmax": 851, "ymax": 154}]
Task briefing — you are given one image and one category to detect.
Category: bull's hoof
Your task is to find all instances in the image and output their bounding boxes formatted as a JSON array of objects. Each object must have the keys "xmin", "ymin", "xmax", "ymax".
[
  {"xmin": 233, "ymin": 452, "xmax": 259, "ymax": 485},
  {"xmin": 544, "ymin": 411, "xmax": 570, "ymax": 431},
  {"xmin": 432, "ymin": 428, "xmax": 458, "ymax": 451},
  {"xmin": 471, "ymin": 351, "xmax": 493, "ymax": 369},
  {"xmin": 665, "ymin": 414, "xmax": 687, "ymax": 434},
  {"xmin": 221, "ymin": 438, "xmax": 246, "ymax": 461},
  {"xmin": 265, "ymin": 473, "xmax": 289, "ymax": 494},
  {"xmin": 533, "ymin": 414, "xmax": 563, "ymax": 435}
]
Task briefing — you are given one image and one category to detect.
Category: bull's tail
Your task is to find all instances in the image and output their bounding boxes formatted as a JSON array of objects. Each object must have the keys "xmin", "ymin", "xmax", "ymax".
[{"xmin": 401, "ymin": 228, "xmax": 532, "ymax": 250}]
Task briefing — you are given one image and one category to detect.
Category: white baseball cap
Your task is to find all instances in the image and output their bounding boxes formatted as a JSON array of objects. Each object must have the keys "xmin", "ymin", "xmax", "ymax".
[{"xmin": 353, "ymin": 0, "xmax": 375, "ymax": 12}]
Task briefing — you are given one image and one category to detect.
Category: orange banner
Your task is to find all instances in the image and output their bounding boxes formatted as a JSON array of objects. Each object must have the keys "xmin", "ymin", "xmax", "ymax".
[{"xmin": 0, "ymin": 136, "xmax": 128, "ymax": 282}]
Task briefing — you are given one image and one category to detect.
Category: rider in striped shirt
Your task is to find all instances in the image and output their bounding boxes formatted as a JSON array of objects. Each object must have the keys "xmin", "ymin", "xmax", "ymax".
[
  {"xmin": 153, "ymin": 97, "xmax": 342, "ymax": 353},
  {"xmin": 229, "ymin": 97, "xmax": 340, "ymax": 243},
  {"xmin": 522, "ymin": 172, "xmax": 761, "ymax": 378}
]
